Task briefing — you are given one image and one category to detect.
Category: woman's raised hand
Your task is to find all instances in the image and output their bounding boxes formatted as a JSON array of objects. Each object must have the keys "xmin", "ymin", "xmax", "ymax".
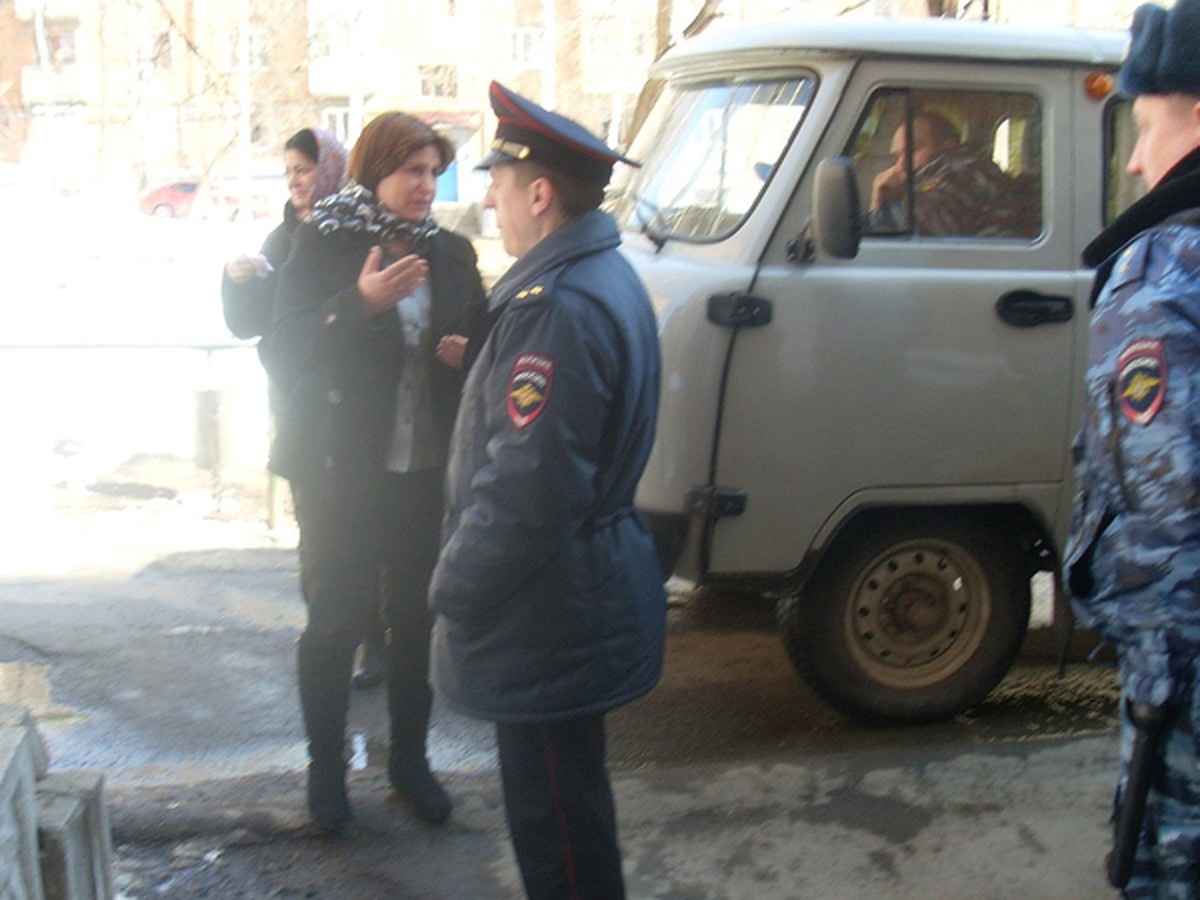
[{"xmin": 357, "ymin": 245, "xmax": 429, "ymax": 316}]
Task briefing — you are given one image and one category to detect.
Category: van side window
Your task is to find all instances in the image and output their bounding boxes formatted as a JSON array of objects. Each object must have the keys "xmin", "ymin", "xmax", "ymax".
[
  {"xmin": 1105, "ymin": 98, "xmax": 1144, "ymax": 224},
  {"xmin": 848, "ymin": 88, "xmax": 1042, "ymax": 239}
]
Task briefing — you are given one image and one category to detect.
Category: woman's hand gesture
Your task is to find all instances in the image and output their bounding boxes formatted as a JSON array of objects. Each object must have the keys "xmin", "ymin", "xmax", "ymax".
[{"xmin": 357, "ymin": 246, "xmax": 429, "ymax": 316}]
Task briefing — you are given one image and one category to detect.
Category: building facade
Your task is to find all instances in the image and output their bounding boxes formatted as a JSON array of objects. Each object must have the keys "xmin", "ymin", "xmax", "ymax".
[{"xmin": 0, "ymin": 0, "xmax": 1142, "ymax": 210}]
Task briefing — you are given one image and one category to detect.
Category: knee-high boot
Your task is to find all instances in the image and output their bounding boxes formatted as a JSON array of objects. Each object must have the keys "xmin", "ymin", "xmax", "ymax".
[
  {"xmin": 297, "ymin": 634, "xmax": 355, "ymax": 832},
  {"xmin": 385, "ymin": 632, "xmax": 451, "ymax": 824}
]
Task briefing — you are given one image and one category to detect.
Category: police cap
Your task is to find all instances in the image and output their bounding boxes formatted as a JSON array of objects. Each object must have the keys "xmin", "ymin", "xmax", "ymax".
[{"xmin": 476, "ymin": 81, "xmax": 639, "ymax": 187}]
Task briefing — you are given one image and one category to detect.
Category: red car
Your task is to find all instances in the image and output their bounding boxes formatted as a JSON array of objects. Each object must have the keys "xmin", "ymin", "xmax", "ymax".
[{"xmin": 139, "ymin": 180, "xmax": 201, "ymax": 217}]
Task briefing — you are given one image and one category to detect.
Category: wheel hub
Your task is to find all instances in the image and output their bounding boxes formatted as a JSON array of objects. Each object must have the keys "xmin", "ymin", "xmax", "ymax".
[
  {"xmin": 850, "ymin": 546, "xmax": 976, "ymax": 672},
  {"xmin": 880, "ymin": 575, "xmax": 951, "ymax": 642}
]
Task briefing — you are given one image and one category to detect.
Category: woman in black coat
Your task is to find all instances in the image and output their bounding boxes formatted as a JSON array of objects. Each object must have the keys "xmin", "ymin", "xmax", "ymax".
[
  {"xmin": 267, "ymin": 112, "xmax": 486, "ymax": 834},
  {"xmin": 221, "ymin": 129, "xmax": 393, "ymax": 689},
  {"xmin": 221, "ymin": 127, "xmax": 348, "ymax": 361}
]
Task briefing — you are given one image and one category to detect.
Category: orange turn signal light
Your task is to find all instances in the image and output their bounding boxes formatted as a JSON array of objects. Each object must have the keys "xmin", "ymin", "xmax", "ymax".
[{"xmin": 1085, "ymin": 71, "xmax": 1115, "ymax": 101}]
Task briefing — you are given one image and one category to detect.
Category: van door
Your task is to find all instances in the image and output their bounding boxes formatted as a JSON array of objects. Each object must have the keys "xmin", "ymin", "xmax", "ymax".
[
  {"xmin": 714, "ymin": 62, "xmax": 1112, "ymax": 723},
  {"xmin": 614, "ymin": 74, "xmax": 825, "ymax": 579},
  {"xmin": 709, "ymin": 63, "xmax": 1092, "ymax": 577}
]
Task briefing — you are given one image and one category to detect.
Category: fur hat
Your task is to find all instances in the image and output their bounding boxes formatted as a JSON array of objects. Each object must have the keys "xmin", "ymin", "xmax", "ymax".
[{"xmin": 1121, "ymin": 0, "xmax": 1200, "ymax": 96}]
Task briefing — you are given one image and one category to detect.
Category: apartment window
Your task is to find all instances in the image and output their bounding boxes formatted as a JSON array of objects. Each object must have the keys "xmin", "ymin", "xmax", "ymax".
[
  {"xmin": 419, "ymin": 65, "xmax": 458, "ymax": 99},
  {"xmin": 322, "ymin": 107, "xmax": 351, "ymax": 145},
  {"xmin": 311, "ymin": 16, "xmax": 354, "ymax": 58},
  {"xmin": 46, "ymin": 23, "xmax": 77, "ymax": 67},
  {"xmin": 586, "ymin": 19, "xmax": 619, "ymax": 60},
  {"xmin": 510, "ymin": 27, "xmax": 544, "ymax": 68},
  {"xmin": 225, "ymin": 29, "xmax": 269, "ymax": 71}
]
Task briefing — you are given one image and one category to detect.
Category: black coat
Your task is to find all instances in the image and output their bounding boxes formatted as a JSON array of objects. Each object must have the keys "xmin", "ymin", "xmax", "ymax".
[
  {"xmin": 429, "ymin": 210, "xmax": 666, "ymax": 722},
  {"xmin": 266, "ymin": 222, "xmax": 486, "ymax": 493},
  {"xmin": 220, "ymin": 202, "xmax": 301, "ymax": 341}
]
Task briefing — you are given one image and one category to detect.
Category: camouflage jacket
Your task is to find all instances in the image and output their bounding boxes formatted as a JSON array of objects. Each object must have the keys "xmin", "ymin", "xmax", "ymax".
[
  {"xmin": 867, "ymin": 151, "xmax": 1013, "ymax": 237},
  {"xmin": 1064, "ymin": 211, "xmax": 1200, "ymax": 706}
]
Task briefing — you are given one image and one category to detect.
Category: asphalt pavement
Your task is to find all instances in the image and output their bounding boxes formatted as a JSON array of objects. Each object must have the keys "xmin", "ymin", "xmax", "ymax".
[{"xmin": 0, "ymin": 455, "xmax": 1124, "ymax": 899}]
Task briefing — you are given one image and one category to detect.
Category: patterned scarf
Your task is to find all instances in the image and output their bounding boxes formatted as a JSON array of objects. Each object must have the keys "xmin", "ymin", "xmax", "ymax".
[{"xmin": 311, "ymin": 182, "xmax": 441, "ymax": 251}]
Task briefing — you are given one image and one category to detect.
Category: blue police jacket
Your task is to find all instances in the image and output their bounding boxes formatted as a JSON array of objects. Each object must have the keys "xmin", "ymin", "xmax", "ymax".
[
  {"xmin": 429, "ymin": 209, "xmax": 667, "ymax": 722},
  {"xmin": 1065, "ymin": 190, "xmax": 1200, "ymax": 707}
]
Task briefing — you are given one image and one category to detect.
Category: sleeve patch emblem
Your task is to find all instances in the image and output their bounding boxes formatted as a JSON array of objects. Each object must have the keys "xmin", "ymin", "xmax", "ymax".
[
  {"xmin": 507, "ymin": 354, "xmax": 554, "ymax": 428},
  {"xmin": 1117, "ymin": 339, "xmax": 1166, "ymax": 426}
]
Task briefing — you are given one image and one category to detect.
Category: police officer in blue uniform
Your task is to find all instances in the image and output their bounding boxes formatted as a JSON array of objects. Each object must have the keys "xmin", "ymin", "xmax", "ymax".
[
  {"xmin": 428, "ymin": 82, "xmax": 666, "ymax": 898},
  {"xmin": 1065, "ymin": 1, "xmax": 1200, "ymax": 894}
]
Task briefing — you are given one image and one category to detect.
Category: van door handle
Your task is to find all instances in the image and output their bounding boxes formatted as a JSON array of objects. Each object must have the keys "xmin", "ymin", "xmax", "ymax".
[
  {"xmin": 995, "ymin": 290, "xmax": 1074, "ymax": 328},
  {"xmin": 707, "ymin": 292, "xmax": 773, "ymax": 328}
]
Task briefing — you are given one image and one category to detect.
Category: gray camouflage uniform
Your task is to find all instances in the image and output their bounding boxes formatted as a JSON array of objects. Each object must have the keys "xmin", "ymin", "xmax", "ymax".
[{"xmin": 1065, "ymin": 215, "xmax": 1200, "ymax": 896}]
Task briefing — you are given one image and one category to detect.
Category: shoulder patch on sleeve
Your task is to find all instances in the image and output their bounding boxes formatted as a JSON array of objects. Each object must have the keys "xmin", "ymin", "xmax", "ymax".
[
  {"xmin": 1118, "ymin": 338, "xmax": 1166, "ymax": 426},
  {"xmin": 507, "ymin": 354, "xmax": 554, "ymax": 428}
]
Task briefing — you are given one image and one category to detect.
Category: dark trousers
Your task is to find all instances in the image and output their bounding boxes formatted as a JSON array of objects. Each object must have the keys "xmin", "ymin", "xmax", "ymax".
[
  {"xmin": 496, "ymin": 716, "xmax": 625, "ymax": 900},
  {"xmin": 291, "ymin": 469, "xmax": 443, "ymax": 767}
]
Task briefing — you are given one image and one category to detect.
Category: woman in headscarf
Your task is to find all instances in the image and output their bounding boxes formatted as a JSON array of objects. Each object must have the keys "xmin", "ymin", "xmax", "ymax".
[
  {"xmin": 221, "ymin": 127, "xmax": 348, "ymax": 348},
  {"xmin": 267, "ymin": 112, "xmax": 486, "ymax": 834}
]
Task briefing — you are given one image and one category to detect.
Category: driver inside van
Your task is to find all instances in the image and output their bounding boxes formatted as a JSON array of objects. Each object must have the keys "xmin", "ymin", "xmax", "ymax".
[{"xmin": 867, "ymin": 111, "xmax": 1013, "ymax": 237}]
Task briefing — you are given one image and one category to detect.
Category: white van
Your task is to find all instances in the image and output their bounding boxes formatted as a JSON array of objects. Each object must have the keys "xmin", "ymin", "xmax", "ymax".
[{"xmin": 612, "ymin": 19, "xmax": 1138, "ymax": 723}]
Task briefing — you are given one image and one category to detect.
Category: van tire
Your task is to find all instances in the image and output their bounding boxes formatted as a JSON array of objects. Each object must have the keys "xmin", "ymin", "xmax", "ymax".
[{"xmin": 777, "ymin": 517, "xmax": 1030, "ymax": 724}]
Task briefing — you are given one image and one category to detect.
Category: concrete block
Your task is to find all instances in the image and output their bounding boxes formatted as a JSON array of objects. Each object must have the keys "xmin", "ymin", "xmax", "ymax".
[
  {"xmin": 0, "ymin": 725, "xmax": 44, "ymax": 900},
  {"xmin": 0, "ymin": 704, "xmax": 49, "ymax": 778},
  {"xmin": 37, "ymin": 770, "xmax": 113, "ymax": 900}
]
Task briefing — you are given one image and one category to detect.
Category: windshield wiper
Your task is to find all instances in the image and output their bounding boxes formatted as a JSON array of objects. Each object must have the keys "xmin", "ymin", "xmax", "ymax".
[{"xmin": 607, "ymin": 187, "xmax": 670, "ymax": 252}]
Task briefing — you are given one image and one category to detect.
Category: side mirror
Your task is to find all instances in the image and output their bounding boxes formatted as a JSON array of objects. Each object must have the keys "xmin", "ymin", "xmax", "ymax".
[{"xmin": 814, "ymin": 157, "xmax": 861, "ymax": 260}]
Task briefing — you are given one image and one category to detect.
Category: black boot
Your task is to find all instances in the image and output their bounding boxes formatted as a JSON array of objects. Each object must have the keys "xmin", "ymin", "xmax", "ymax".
[
  {"xmin": 297, "ymin": 635, "xmax": 355, "ymax": 833},
  {"xmin": 306, "ymin": 760, "xmax": 350, "ymax": 835},
  {"xmin": 388, "ymin": 749, "xmax": 451, "ymax": 825},
  {"xmin": 385, "ymin": 635, "xmax": 450, "ymax": 824}
]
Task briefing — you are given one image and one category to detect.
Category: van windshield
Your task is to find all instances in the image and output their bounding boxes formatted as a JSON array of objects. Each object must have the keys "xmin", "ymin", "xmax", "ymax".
[{"xmin": 608, "ymin": 76, "xmax": 814, "ymax": 242}]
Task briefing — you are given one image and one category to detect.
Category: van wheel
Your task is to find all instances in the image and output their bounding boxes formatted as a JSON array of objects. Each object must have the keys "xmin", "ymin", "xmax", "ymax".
[{"xmin": 777, "ymin": 518, "xmax": 1029, "ymax": 724}]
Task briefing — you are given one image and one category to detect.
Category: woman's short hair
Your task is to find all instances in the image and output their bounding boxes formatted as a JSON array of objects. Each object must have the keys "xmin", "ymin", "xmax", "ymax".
[{"xmin": 349, "ymin": 113, "xmax": 455, "ymax": 194}]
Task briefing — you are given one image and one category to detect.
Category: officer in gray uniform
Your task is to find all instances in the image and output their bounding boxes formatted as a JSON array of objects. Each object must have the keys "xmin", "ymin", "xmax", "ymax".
[
  {"xmin": 428, "ymin": 82, "xmax": 665, "ymax": 898},
  {"xmin": 1065, "ymin": 1, "xmax": 1200, "ymax": 894}
]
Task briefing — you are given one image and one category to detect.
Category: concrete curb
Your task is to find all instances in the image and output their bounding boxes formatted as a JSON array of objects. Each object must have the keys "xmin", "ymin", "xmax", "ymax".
[{"xmin": 0, "ymin": 706, "xmax": 113, "ymax": 900}]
